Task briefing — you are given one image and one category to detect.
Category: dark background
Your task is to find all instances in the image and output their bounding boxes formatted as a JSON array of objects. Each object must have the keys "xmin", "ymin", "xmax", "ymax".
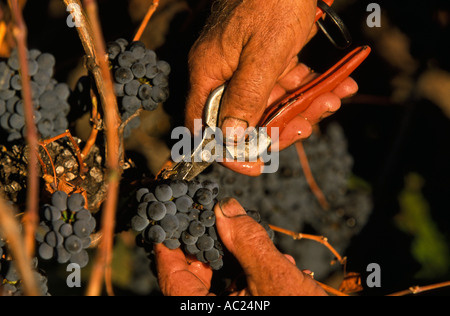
[{"xmin": 9, "ymin": 0, "xmax": 450, "ymax": 295}]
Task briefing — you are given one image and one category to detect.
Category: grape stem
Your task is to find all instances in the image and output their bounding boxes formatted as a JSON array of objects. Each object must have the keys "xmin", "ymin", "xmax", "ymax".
[
  {"xmin": 9, "ymin": 0, "xmax": 40, "ymax": 262},
  {"xmin": 268, "ymin": 224, "xmax": 346, "ymax": 265},
  {"xmin": 295, "ymin": 141, "xmax": 330, "ymax": 211},
  {"xmin": 119, "ymin": 107, "xmax": 143, "ymax": 132},
  {"xmin": 387, "ymin": 281, "xmax": 450, "ymax": 296},
  {"xmin": 133, "ymin": 0, "xmax": 160, "ymax": 42}
]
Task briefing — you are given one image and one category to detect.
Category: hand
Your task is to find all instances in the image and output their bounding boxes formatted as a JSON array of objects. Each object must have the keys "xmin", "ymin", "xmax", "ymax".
[
  {"xmin": 155, "ymin": 198, "xmax": 327, "ymax": 296},
  {"xmin": 185, "ymin": 0, "xmax": 358, "ymax": 176}
]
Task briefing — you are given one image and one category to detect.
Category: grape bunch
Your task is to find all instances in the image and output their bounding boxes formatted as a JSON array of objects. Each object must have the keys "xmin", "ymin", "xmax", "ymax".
[
  {"xmin": 131, "ymin": 179, "xmax": 274, "ymax": 271},
  {"xmin": 107, "ymin": 38, "xmax": 170, "ymax": 138},
  {"xmin": 0, "ymin": 256, "xmax": 50, "ymax": 296},
  {"xmin": 1, "ymin": 234, "xmax": 50, "ymax": 296},
  {"xmin": 197, "ymin": 122, "xmax": 372, "ymax": 278},
  {"xmin": 36, "ymin": 191, "xmax": 96, "ymax": 268},
  {"xmin": 0, "ymin": 48, "xmax": 71, "ymax": 142},
  {"xmin": 132, "ymin": 179, "xmax": 225, "ymax": 270}
]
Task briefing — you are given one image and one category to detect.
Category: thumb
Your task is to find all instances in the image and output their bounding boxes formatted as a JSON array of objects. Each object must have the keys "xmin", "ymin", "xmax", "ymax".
[
  {"xmin": 214, "ymin": 198, "xmax": 327, "ymax": 296},
  {"xmin": 218, "ymin": 44, "xmax": 292, "ymax": 144}
]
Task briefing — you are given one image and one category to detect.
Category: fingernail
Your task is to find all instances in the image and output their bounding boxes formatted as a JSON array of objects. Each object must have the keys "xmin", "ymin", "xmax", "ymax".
[
  {"xmin": 218, "ymin": 198, "xmax": 247, "ymax": 218},
  {"xmin": 221, "ymin": 117, "xmax": 248, "ymax": 145}
]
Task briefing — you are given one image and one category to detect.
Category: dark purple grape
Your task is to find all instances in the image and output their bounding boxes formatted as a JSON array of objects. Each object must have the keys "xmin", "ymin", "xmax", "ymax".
[{"xmin": 114, "ymin": 67, "xmax": 134, "ymax": 84}]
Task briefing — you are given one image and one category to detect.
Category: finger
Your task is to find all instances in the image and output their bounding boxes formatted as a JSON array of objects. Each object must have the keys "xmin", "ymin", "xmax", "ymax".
[
  {"xmin": 268, "ymin": 63, "xmax": 312, "ymax": 105},
  {"xmin": 301, "ymin": 92, "xmax": 342, "ymax": 125},
  {"xmin": 276, "ymin": 115, "xmax": 313, "ymax": 151},
  {"xmin": 219, "ymin": 159, "xmax": 265, "ymax": 177},
  {"xmin": 331, "ymin": 76, "xmax": 358, "ymax": 99},
  {"xmin": 214, "ymin": 198, "xmax": 327, "ymax": 296},
  {"xmin": 218, "ymin": 39, "xmax": 296, "ymax": 144},
  {"xmin": 184, "ymin": 41, "xmax": 233, "ymax": 136},
  {"xmin": 154, "ymin": 243, "xmax": 212, "ymax": 296},
  {"xmin": 277, "ymin": 63, "xmax": 313, "ymax": 93}
]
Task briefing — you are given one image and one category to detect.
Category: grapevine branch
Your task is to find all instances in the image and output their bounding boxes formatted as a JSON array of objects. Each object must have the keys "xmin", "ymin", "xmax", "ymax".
[
  {"xmin": 9, "ymin": 0, "xmax": 40, "ymax": 260},
  {"xmin": 133, "ymin": 0, "xmax": 160, "ymax": 42},
  {"xmin": 62, "ymin": 0, "xmax": 122, "ymax": 296},
  {"xmin": 0, "ymin": 195, "xmax": 39, "ymax": 296},
  {"xmin": 268, "ymin": 224, "xmax": 346, "ymax": 265},
  {"xmin": 387, "ymin": 281, "xmax": 450, "ymax": 296}
]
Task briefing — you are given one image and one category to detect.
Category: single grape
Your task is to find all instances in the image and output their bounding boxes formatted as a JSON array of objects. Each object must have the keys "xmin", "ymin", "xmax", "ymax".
[
  {"xmin": 147, "ymin": 202, "xmax": 167, "ymax": 221},
  {"xmin": 175, "ymin": 213, "xmax": 190, "ymax": 231},
  {"xmin": 70, "ymin": 249, "xmax": 89, "ymax": 268},
  {"xmin": 114, "ymin": 67, "xmax": 134, "ymax": 84},
  {"xmin": 151, "ymin": 86, "xmax": 168, "ymax": 103},
  {"xmin": 137, "ymin": 84, "xmax": 152, "ymax": 101},
  {"xmin": 163, "ymin": 238, "xmax": 181, "ymax": 250},
  {"xmin": 141, "ymin": 192, "xmax": 157, "ymax": 203},
  {"xmin": 204, "ymin": 248, "xmax": 220, "ymax": 262},
  {"xmin": 145, "ymin": 64, "xmax": 158, "ymax": 79},
  {"xmin": 188, "ymin": 220, "xmax": 205, "ymax": 238},
  {"xmin": 9, "ymin": 113, "xmax": 25, "ymax": 130},
  {"xmin": 59, "ymin": 223, "xmax": 73, "ymax": 238},
  {"xmin": 45, "ymin": 231, "xmax": 63, "ymax": 248},
  {"xmin": 124, "ymin": 80, "xmax": 140, "ymax": 96},
  {"xmin": 75, "ymin": 209, "xmax": 92, "ymax": 221},
  {"xmin": 184, "ymin": 243, "xmax": 200, "ymax": 255},
  {"xmin": 169, "ymin": 180, "xmax": 188, "ymax": 198},
  {"xmin": 131, "ymin": 63, "xmax": 146, "ymax": 78},
  {"xmin": 37, "ymin": 53, "xmax": 56, "ymax": 70},
  {"xmin": 43, "ymin": 204, "xmax": 61, "ymax": 222},
  {"xmin": 131, "ymin": 215, "xmax": 149, "ymax": 232},
  {"xmin": 117, "ymin": 51, "xmax": 137, "ymax": 68},
  {"xmin": 153, "ymin": 73, "xmax": 169, "ymax": 88},
  {"xmin": 51, "ymin": 191, "xmax": 68, "ymax": 211},
  {"xmin": 154, "ymin": 184, "xmax": 173, "ymax": 202},
  {"xmin": 64, "ymin": 235, "xmax": 83, "ymax": 254},
  {"xmin": 136, "ymin": 188, "xmax": 150, "ymax": 203},
  {"xmin": 145, "ymin": 225, "xmax": 166, "ymax": 244},
  {"xmin": 38, "ymin": 243, "xmax": 54, "ymax": 260},
  {"xmin": 56, "ymin": 246, "xmax": 71, "ymax": 264},
  {"xmin": 199, "ymin": 210, "xmax": 215, "ymax": 227},
  {"xmin": 196, "ymin": 235, "xmax": 214, "ymax": 251},
  {"xmin": 73, "ymin": 220, "xmax": 92, "ymax": 238},
  {"xmin": 67, "ymin": 193, "xmax": 85, "ymax": 212},
  {"xmin": 160, "ymin": 214, "xmax": 179, "ymax": 234},
  {"xmin": 10, "ymin": 74, "xmax": 22, "ymax": 90},
  {"xmin": 181, "ymin": 231, "xmax": 198, "ymax": 245},
  {"xmin": 156, "ymin": 60, "xmax": 171, "ymax": 76},
  {"xmin": 121, "ymin": 95, "xmax": 141, "ymax": 113},
  {"xmin": 194, "ymin": 188, "xmax": 213, "ymax": 206},
  {"xmin": 163, "ymin": 201, "xmax": 177, "ymax": 215}
]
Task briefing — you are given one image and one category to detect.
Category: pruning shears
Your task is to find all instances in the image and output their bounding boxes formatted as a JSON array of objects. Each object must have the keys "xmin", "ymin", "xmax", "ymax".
[{"xmin": 158, "ymin": 1, "xmax": 371, "ymax": 182}]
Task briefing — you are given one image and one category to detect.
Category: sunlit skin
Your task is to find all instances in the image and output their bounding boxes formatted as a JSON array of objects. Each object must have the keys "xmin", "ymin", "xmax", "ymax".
[
  {"xmin": 155, "ymin": 198, "xmax": 327, "ymax": 296},
  {"xmin": 156, "ymin": 0, "xmax": 359, "ymax": 295},
  {"xmin": 184, "ymin": 0, "xmax": 358, "ymax": 176}
]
